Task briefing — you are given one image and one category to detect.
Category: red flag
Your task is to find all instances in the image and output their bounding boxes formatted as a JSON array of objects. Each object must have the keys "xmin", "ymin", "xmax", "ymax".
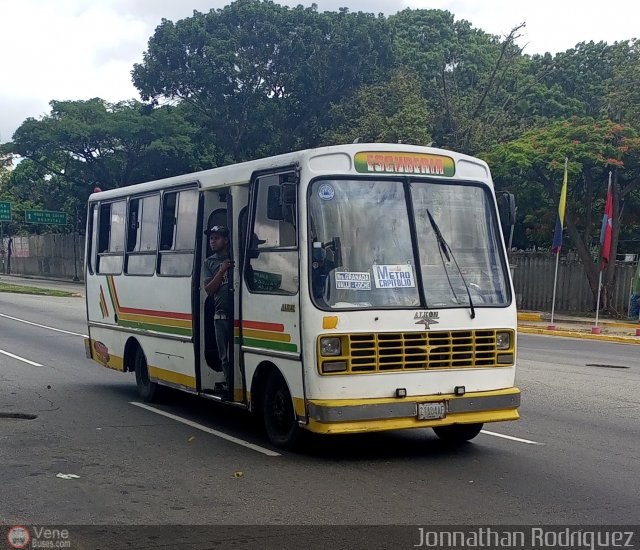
[{"xmin": 599, "ymin": 178, "xmax": 613, "ymax": 271}]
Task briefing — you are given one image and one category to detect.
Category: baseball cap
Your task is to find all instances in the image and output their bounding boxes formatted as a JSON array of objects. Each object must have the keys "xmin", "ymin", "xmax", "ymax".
[{"xmin": 204, "ymin": 224, "xmax": 229, "ymax": 237}]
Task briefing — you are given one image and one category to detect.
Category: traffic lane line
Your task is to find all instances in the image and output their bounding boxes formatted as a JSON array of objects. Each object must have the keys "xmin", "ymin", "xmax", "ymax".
[
  {"xmin": 0, "ymin": 312, "xmax": 88, "ymax": 338},
  {"xmin": 480, "ymin": 429, "xmax": 544, "ymax": 446},
  {"xmin": 130, "ymin": 402, "xmax": 281, "ymax": 457},
  {"xmin": 0, "ymin": 348, "xmax": 43, "ymax": 367}
]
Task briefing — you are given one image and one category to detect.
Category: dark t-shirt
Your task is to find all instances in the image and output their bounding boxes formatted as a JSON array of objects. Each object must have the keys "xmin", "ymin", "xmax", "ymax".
[{"xmin": 204, "ymin": 252, "xmax": 233, "ymax": 317}]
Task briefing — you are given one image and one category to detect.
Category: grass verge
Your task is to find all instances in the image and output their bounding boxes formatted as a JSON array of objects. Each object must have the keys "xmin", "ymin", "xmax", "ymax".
[{"xmin": 0, "ymin": 282, "xmax": 76, "ymax": 297}]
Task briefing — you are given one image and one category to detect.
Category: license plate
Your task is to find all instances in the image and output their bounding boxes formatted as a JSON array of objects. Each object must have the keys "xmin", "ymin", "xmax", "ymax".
[{"xmin": 417, "ymin": 402, "xmax": 446, "ymax": 420}]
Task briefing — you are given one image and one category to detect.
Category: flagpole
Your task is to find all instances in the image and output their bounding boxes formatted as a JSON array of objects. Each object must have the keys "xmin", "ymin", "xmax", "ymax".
[
  {"xmin": 549, "ymin": 157, "xmax": 568, "ymax": 330},
  {"xmin": 594, "ymin": 270, "xmax": 603, "ymax": 328},
  {"xmin": 593, "ymin": 171, "xmax": 613, "ymax": 334},
  {"xmin": 550, "ymin": 250, "xmax": 560, "ymax": 327}
]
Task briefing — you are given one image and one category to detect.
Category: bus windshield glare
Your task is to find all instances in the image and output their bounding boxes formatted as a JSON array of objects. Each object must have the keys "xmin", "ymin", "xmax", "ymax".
[{"xmin": 309, "ymin": 178, "xmax": 509, "ymax": 310}]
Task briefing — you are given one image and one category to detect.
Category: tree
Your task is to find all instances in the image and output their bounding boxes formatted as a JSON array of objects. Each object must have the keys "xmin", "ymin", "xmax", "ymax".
[
  {"xmin": 322, "ymin": 70, "xmax": 433, "ymax": 146},
  {"xmin": 487, "ymin": 118, "xmax": 640, "ymax": 312},
  {"xmin": 607, "ymin": 39, "xmax": 640, "ymax": 126},
  {"xmin": 531, "ymin": 40, "xmax": 634, "ymax": 120},
  {"xmin": 132, "ymin": 0, "xmax": 394, "ymax": 161},
  {"xmin": 4, "ymin": 98, "xmax": 210, "ymax": 229},
  {"xmin": 390, "ymin": 9, "xmax": 528, "ymax": 153}
]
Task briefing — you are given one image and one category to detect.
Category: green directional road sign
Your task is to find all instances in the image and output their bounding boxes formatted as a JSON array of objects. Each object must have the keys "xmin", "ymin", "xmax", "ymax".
[
  {"xmin": 25, "ymin": 209, "xmax": 68, "ymax": 225},
  {"xmin": 0, "ymin": 201, "xmax": 11, "ymax": 222}
]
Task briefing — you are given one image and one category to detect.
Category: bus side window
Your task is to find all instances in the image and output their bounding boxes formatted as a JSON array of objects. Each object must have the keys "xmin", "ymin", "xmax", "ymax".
[
  {"xmin": 126, "ymin": 194, "xmax": 160, "ymax": 276},
  {"xmin": 87, "ymin": 204, "xmax": 98, "ymax": 275},
  {"xmin": 158, "ymin": 188, "xmax": 198, "ymax": 276},
  {"xmin": 246, "ymin": 174, "xmax": 298, "ymax": 295},
  {"xmin": 96, "ymin": 200, "xmax": 125, "ymax": 275}
]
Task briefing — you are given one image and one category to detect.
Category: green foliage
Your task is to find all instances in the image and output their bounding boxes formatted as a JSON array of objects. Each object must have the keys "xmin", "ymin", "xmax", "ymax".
[
  {"xmin": 390, "ymin": 9, "xmax": 527, "ymax": 152},
  {"xmin": 4, "ymin": 99, "xmax": 211, "ymax": 232},
  {"xmin": 607, "ymin": 39, "xmax": 640, "ymax": 126},
  {"xmin": 323, "ymin": 70, "xmax": 432, "ymax": 146},
  {"xmin": 132, "ymin": 0, "xmax": 394, "ymax": 160},
  {"xmin": 486, "ymin": 118, "xmax": 640, "ymax": 306}
]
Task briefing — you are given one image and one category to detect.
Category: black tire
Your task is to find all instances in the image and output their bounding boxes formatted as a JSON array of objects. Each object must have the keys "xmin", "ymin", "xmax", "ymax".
[
  {"xmin": 433, "ymin": 423, "xmax": 483, "ymax": 443},
  {"xmin": 134, "ymin": 347, "xmax": 159, "ymax": 403},
  {"xmin": 263, "ymin": 372, "xmax": 302, "ymax": 450}
]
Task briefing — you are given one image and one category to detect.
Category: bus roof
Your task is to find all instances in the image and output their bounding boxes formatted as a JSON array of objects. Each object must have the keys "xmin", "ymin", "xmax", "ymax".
[{"xmin": 88, "ymin": 143, "xmax": 491, "ymax": 202}]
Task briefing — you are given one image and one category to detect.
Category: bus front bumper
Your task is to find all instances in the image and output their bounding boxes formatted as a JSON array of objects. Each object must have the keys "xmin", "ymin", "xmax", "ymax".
[{"xmin": 305, "ymin": 387, "xmax": 520, "ymax": 435}]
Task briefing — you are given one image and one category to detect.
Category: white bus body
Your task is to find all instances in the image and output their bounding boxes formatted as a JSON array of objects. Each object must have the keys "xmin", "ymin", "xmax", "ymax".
[{"xmin": 85, "ymin": 144, "xmax": 520, "ymax": 449}]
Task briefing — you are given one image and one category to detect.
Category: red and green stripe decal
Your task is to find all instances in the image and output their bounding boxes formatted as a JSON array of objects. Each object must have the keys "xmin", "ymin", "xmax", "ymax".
[
  {"xmin": 234, "ymin": 320, "xmax": 298, "ymax": 353},
  {"xmin": 101, "ymin": 278, "xmax": 296, "ymax": 349},
  {"xmin": 104, "ymin": 276, "xmax": 193, "ymax": 337}
]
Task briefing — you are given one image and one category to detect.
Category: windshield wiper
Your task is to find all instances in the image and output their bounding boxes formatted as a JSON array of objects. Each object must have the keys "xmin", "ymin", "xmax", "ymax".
[{"xmin": 426, "ymin": 209, "xmax": 476, "ymax": 319}]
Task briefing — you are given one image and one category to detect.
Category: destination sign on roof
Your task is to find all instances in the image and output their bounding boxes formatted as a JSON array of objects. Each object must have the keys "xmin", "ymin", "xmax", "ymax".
[{"xmin": 355, "ymin": 152, "xmax": 455, "ymax": 177}]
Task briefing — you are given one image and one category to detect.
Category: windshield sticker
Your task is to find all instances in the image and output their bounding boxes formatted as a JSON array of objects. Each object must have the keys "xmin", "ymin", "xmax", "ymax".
[
  {"xmin": 373, "ymin": 265, "xmax": 416, "ymax": 289},
  {"xmin": 318, "ymin": 183, "xmax": 335, "ymax": 200},
  {"xmin": 335, "ymin": 271, "xmax": 372, "ymax": 290},
  {"xmin": 354, "ymin": 152, "xmax": 455, "ymax": 177}
]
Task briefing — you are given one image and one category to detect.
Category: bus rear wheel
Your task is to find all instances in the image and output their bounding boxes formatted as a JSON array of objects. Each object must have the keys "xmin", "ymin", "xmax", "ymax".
[
  {"xmin": 433, "ymin": 423, "xmax": 483, "ymax": 443},
  {"xmin": 263, "ymin": 373, "xmax": 302, "ymax": 451},
  {"xmin": 134, "ymin": 347, "xmax": 159, "ymax": 403}
]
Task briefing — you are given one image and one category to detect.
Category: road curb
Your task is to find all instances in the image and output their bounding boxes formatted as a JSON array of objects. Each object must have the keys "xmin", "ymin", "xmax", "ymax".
[
  {"xmin": 518, "ymin": 325, "xmax": 640, "ymax": 344},
  {"xmin": 518, "ymin": 312, "xmax": 543, "ymax": 321},
  {"xmin": 517, "ymin": 312, "xmax": 638, "ymax": 329}
]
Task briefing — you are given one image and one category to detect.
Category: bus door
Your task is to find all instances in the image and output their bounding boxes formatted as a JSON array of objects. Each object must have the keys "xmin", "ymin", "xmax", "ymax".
[
  {"xmin": 240, "ymin": 170, "xmax": 303, "ymax": 411},
  {"xmin": 199, "ymin": 189, "xmax": 235, "ymax": 396}
]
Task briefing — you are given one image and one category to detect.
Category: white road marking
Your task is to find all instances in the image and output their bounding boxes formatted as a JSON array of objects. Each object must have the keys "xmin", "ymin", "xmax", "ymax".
[
  {"xmin": 130, "ymin": 402, "xmax": 281, "ymax": 457},
  {"xmin": 0, "ymin": 348, "xmax": 43, "ymax": 367},
  {"xmin": 0, "ymin": 313, "xmax": 88, "ymax": 338},
  {"xmin": 481, "ymin": 429, "xmax": 545, "ymax": 446}
]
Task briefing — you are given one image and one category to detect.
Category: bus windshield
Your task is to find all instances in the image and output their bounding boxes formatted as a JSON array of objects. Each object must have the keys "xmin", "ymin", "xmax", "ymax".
[{"xmin": 308, "ymin": 178, "xmax": 509, "ymax": 310}]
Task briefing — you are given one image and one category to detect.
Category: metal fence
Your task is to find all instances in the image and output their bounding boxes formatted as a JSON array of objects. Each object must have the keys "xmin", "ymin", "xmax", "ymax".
[{"xmin": 511, "ymin": 251, "xmax": 637, "ymax": 315}]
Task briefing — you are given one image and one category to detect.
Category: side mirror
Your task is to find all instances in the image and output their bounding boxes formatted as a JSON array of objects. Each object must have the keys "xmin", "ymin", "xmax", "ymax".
[{"xmin": 500, "ymin": 192, "xmax": 516, "ymax": 251}]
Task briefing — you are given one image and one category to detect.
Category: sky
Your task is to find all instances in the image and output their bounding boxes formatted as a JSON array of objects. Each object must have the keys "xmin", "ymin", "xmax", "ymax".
[{"xmin": 1, "ymin": 0, "xmax": 638, "ymax": 144}]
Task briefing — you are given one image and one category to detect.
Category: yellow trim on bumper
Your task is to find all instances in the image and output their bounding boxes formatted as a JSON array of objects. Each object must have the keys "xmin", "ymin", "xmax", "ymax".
[
  {"xmin": 307, "ymin": 408, "xmax": 520, "ymax": 434},
  {"xmin": 305, "ymin": 388, "xmax": 520, "ymax": 435},
  {"xmin": 308, "ymin": 387, "xmax": 520, "ymax": 408}
]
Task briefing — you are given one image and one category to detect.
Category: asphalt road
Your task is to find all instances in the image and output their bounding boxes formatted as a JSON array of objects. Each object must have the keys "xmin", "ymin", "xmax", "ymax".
[{"xmin": 1, "ymin": 292, "xmax": 639, "ymax": 531}]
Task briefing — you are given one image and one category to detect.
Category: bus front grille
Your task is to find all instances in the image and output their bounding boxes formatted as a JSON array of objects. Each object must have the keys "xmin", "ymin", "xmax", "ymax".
[{"xmin": 319, "ymin": 330, "xmax": 514, "ymax": 374}]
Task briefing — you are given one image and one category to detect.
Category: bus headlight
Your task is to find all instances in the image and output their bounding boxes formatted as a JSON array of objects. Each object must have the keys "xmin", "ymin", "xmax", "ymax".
[
  {"xmin": 496, "ymin": 332, "xmax": 511, "ymax": 350},
  {"xmin": 320, "ymin": 337, "xmax": 342, "ymax": 357}
]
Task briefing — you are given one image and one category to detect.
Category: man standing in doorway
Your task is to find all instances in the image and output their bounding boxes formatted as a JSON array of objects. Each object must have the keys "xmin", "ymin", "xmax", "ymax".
[{"xmin": 203, "ymin": 225, "xmax": 234, "ymax": 397}]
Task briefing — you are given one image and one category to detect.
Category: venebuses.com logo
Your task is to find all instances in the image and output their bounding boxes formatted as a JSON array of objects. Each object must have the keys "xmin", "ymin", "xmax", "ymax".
[
  {"xmin": 5, "ymin": 525, "xmax": 72, "ymax": 549},
  {"xmin": 7, "ymin": 526, "xmax": 30, "ymax": 549}
]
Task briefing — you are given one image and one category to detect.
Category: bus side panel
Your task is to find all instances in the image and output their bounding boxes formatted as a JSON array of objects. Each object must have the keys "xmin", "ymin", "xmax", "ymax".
[
  {"xmin": 86, "ymin": 273, "xmax": 196, "ymax": 389},
  {"xmin": 243, "ymin": 353, "xmax": 305, "ymax": 418}
]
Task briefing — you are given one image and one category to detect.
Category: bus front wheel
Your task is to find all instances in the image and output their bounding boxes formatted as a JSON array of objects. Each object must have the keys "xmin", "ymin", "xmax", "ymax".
[
  {"xmin": 263, "ymin": 373, "xmax": 302, "ymax": 450},
  {"xmin": 134, "ymin": 347, "xmax": 158, "ymax": 403},
  {"xmin": 433, "ymin": 423, "xmax": 483, "ymax": 443}
]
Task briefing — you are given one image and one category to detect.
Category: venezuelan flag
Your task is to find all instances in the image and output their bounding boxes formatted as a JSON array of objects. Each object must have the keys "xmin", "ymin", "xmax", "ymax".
[{"xmin": 551, "ymin": 158, "xmax": 568, "ymax": 253}]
